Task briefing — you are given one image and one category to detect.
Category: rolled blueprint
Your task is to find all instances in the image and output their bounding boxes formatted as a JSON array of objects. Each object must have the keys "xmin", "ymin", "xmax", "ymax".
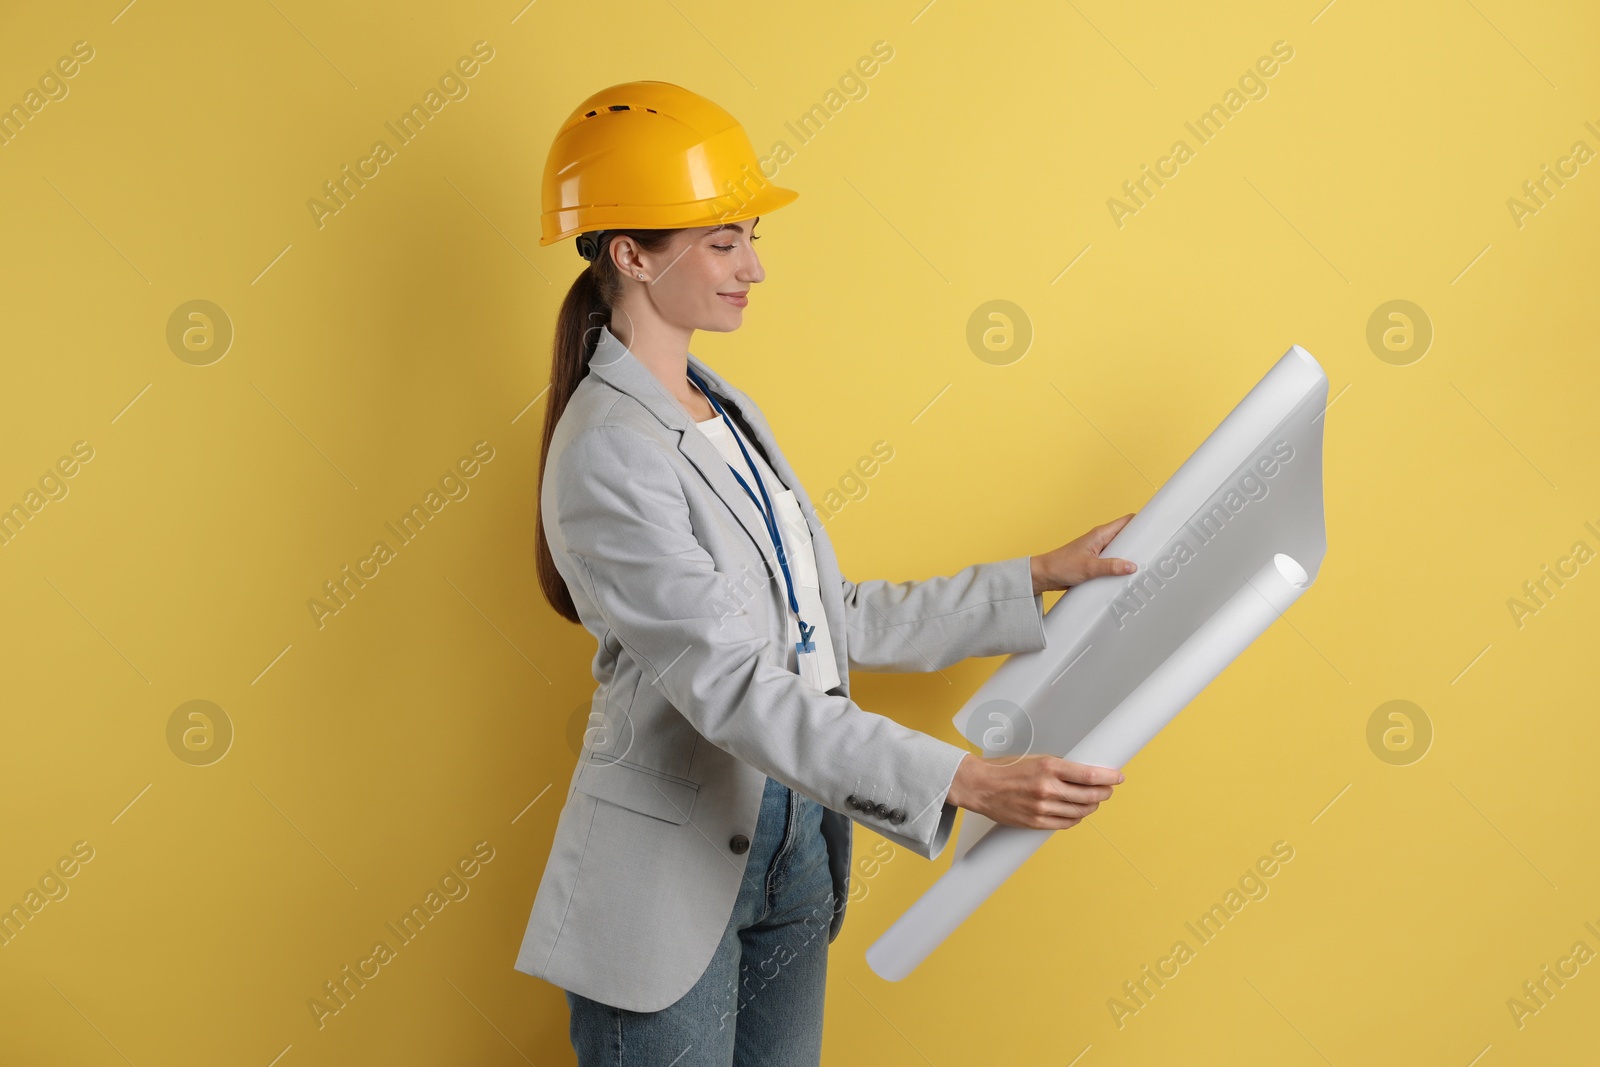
[
  {"xmin": 864, "ymin": 344, "xmax": 1330, "ymax": 981},
  {"xmin": 864, "ymin": 553, "xmax": 1309, "ymax": 981}
]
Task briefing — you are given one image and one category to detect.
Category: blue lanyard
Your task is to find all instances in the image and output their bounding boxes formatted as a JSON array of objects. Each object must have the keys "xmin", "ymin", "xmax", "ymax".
[{"xmin": 686, "ymin": 367, "xmax": 817, "ymax": 654}]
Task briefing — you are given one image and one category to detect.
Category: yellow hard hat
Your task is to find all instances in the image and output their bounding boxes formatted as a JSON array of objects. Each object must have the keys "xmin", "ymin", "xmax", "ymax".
[{"xmin": 539, "ymin": 80, "xmax": 798, "ymax": 251}]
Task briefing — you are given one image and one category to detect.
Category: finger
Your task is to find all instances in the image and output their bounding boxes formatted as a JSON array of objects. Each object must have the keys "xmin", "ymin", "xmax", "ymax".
[
  {"xmin": 1057, "ymin": 782, "xmax": 1117, "ymax": 804},
  {"xmin": 1092, "ymin": 513, "xmax": 1136, "ymax": 546},
  {"xmin": 1054, "ymin": 758, "xmax": 1125, "ymax": 785},
  {"xmin": 1030, "ymin": 799, "xmax": 1094, "ymax": 825},
  {"xmin": 1095, "ymin": 555, "xmax": 1137, "ymax": 577},
  {"xmin": 1036, "ymin": 799, "xmax": 1099, "ymax": 824}
]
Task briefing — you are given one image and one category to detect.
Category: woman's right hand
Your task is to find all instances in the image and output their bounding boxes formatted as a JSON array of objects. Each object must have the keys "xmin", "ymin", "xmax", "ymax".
[{"xmin": 945, "ymin": 752, "xmax": 1124, "ymax": 830}]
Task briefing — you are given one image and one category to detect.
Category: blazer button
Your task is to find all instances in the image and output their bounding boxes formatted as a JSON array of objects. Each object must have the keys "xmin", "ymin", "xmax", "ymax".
[
  {"xmin": 873, "ymin": 802, "xmax": 891, "ymax": 818},
  {"xmin": 889, "ymin": 808, "xmax": 906, "ymax": 824},
  {"xmin": 729, "ymin": 834, "xmax": 750, "ymax": 854},
  {"xmin": 845, "ymin": 794, "xmax": 861, "ymax": 810}
]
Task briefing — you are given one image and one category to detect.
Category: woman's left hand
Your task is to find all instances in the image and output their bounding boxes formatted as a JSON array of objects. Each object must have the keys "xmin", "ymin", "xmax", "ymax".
[{"xmin": 1029, "ymin": 513, "xmax": 1139, "ymax": 595}]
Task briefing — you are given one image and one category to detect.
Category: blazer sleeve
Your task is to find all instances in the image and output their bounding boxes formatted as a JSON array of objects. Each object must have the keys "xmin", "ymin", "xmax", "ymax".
[
  {"xmin": 839, "ymin": 556, "xmax": 1049, "ymax": 673},
  {"xmin": 553, "ymin": 424, "xmax": 973, "ymax": 860}
]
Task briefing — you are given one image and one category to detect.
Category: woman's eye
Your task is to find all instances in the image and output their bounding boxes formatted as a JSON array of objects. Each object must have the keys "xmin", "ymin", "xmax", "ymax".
[{"xmin": 713, "ymin": 244, "xmax": 734, "ymax": 252}]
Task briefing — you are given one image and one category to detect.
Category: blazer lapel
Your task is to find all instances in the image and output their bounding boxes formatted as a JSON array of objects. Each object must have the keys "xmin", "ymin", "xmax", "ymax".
[
  {"xmin": 584, "ymin": 326, "xmax": 848, "ymax": 686},
  {"xmin": 678, "ymin": 347, "xmax": 851, "ymax": 686},
  {"xmin": 586, "ymin": 326, "xmax": 779, "ymax": 578}
]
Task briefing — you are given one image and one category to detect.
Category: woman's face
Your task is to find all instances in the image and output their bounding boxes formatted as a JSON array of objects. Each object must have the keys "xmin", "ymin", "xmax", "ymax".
[{"xmin": 627, "ymin": 218, "xmax": 764, "ymax": 333}]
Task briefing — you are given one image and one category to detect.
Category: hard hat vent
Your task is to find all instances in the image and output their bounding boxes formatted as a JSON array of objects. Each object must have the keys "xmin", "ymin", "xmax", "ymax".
[{"xmin": 582, "ymin": 105, "xmax": 659, "ymax": 118}]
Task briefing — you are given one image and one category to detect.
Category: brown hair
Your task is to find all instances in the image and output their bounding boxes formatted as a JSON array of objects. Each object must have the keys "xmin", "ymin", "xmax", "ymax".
[{"xmin": 536, "ymin": 228, "xmax": 685, "ymax": 624}]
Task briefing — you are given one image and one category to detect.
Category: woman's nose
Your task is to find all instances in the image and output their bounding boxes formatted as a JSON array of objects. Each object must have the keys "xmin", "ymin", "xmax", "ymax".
[{"xmin": 740, "ymin": 253, "xmax": 765, "ymax": 284}]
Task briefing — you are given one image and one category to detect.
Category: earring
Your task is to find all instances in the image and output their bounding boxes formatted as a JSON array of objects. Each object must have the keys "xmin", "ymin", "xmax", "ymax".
[{"xmin": 635, "ymin": 272, "xmax": 646, "ymax": 280}]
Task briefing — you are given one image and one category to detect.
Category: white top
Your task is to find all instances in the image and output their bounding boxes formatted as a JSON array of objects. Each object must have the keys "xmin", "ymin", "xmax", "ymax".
[{"xmin": 690, "ymin": 404, "xmax": 841, "ymax": 693}]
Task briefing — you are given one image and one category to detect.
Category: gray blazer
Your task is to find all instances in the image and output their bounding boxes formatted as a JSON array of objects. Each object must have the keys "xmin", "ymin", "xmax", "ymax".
[{"xmin": 514, "ymin": 324, "xmax": 1048, "ymax": 1012}]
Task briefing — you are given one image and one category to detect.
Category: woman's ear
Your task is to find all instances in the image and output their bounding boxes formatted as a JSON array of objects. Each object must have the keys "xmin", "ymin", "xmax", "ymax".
[{"xmin": 612, "ymin": 238, "xmax": 648, "ymax": 282}]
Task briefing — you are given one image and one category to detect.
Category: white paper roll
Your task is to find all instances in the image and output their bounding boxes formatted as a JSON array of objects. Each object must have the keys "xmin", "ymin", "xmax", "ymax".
[
  {"xmin": 864, "ymin": 552, "xmax": 1311, "ymax": 982},
  {"xmin": 865, "ymin": 344, "xmax": 1330, "ymax": 981},
  {"xmin": 951, "ymin": 346, "xmax": 1328, "ymax": 754}
]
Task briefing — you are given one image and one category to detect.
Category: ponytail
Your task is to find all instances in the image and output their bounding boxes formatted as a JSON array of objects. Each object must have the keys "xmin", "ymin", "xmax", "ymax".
[{"xmin": 536, "ymin": 229, "xmax": 683, "ymax": 624}]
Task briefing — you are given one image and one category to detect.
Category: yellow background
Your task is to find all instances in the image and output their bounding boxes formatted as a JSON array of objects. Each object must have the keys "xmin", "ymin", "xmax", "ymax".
[{"xmin": 2, "ymin": 0, "xmax": 1597, "ymax": 1063}]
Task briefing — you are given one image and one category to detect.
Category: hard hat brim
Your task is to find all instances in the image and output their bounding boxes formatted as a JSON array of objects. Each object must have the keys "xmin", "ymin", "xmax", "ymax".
[{"xmin": 540, "ymin": 183, "xmax": 797, "ymax": 246}]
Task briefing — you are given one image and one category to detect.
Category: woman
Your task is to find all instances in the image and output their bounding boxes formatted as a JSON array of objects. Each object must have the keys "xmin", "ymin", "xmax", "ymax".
[{"xmin": 517, "ymin": 80, "xmax": 1134, "ymax": 1066}]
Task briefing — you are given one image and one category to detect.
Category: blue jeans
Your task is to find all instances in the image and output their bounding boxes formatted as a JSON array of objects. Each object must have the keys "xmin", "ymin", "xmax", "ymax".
[{"xmin": 567, "ymin": 774, "xmax": 836, "ymax": 1066}]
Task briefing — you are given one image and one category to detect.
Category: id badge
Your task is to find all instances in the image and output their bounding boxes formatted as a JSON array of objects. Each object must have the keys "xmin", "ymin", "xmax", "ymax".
[{"xmin": 796, "ymin": 641, "xmax": 830, "ymax": 693}]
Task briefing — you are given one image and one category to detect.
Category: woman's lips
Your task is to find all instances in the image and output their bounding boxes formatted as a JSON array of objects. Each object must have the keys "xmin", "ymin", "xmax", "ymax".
[{"xmin": 718, "ymin": 292, "xmax": 748, "ymax": 307}]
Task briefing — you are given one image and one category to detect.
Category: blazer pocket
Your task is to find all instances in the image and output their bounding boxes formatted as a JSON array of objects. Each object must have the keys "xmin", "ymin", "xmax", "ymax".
[{"xmin": 571, "ymin": 754, "xmax": 700, "ymax": 825}]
